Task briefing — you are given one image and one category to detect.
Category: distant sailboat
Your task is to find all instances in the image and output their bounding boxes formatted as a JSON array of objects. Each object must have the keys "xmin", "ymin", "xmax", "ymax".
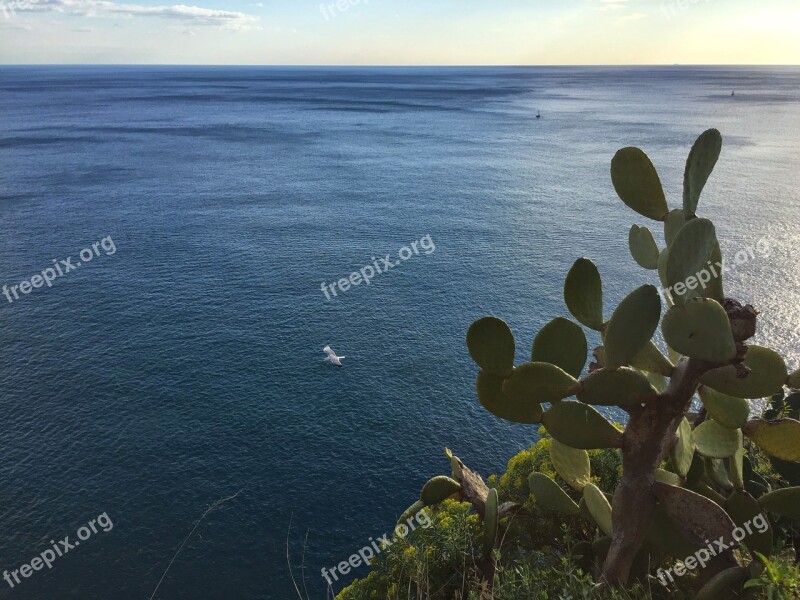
[
  {"xmin": 536, "ymin": 110, "xmax": 541, "ymax": 119},
  {"xmin": 731, "ymin": 90, "xmax": 735, "ymax": 96}
]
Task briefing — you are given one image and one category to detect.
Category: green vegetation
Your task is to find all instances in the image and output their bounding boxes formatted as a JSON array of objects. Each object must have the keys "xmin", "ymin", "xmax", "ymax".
[{"xmin": 338, "ymin": 131, "xmax": 800, "ymax": 599}]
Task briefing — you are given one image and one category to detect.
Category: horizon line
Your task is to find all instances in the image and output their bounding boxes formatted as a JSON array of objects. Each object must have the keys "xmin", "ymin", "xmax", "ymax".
[{"xmin": 2, "ymin": 63, "xmax": 800, "ymax": 68}]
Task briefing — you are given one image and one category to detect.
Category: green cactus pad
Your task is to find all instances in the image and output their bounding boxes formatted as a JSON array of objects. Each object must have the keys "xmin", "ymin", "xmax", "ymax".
[
  {"xmin": 671, "ymin": 417, "xmax": 696, "ymax": 478},
  {"xmin": 603, "ymin": 284, "xmax": 662, "ymax": 369},
  {"xmin": 564, "ymin": 258, "xmax": 603, "ymax": 331},
  {"xmin": 726, "ymin": 490, "xmax": 772, "ymax": 556},
  {"xmin": 698, "ymin": 386, "xmax": 750, "ymax": 430},
  {"xmin": 683, "ymin": 128, "xmax": 722, "ymax": 217},
  {"xmin": 420, "ymin": 476, "xmax": 461, "ymax": 506},
  {"xmin": 743, "ymin": 418, "xmax": 800, "ymax": 462},
  {"xmin": 467, "ymin": 317, "xmax": 515, "ymax": 376},
  {"xmin": 477, "ymin": 371, "xmax": 544, "ymax": 424},
  {"xmin": 705, "ymin": 458, "xmax": 734, "ymax": 491},
  {"xmin": 610, "ymin": 147, "xmax": 669, "ymax": 221},
  {"xmin": 647, "ymin": 371, "xmax": 668, "ymax": 393},
  {"xmin": 657, "ymin": 247, "xmax": 670, "ymax": 290},
  {"xmin": 665, "ymin": 217, "xmax": 717, "ymax": 305},
  {"xmin": 483, "ymin": 488, "xmax": 499, "ymax": 557},
  {"xmin": 644, "ymin": 505, "xmax": 698, "ymax": 560},
  {"xmin": 788, "ymin": 369, "xmax": 800, "ymax": 389},
  {"xmin": 703, "ymin": 241, "xmax": 725, "ymax": 301},
  {"xmin": 653, "ymin": 482, "xmax": 737, "ymax": 547},
  {"xmin": 527, "ymin": 472, "xmax": 580, "ymax": 516},
  {"xmin": 630, "ymin": 341, "xmax": 674, "ymax": 376},
  {"xmin": 655, "ymin": 469, "xmax": 682, "ymax": 486},
  {"xmin": 397, "ymin": 500, "xmax": 426, "ymax": 527},
  {"xmin": 576, "ymin": 367, "xmax": 657, "ymax": 408},
  {"xmin": 531, "ymin": 317, "xmax": 588, "ymax": 378},
  {"xmin": 701, "ymin": 346, "xmax": 788, "ymax": 399},
  {"xmin": 583, "ymin": 482, "xmax": 613, "ymax": 536},
  {"xmin": 695, "ymin": 567, "xmax": 748, "ymax": 600},
  {"xmin": 445, "ymin": 447, "xmax": 462, "ymax": 480},
  {"xmin": 759, "ymin": 487, "xmax": 800, "ymax": 520},
  {"xmin": 628, "ymin": 225, "xmax": 660, "ymax": 269},
  {"xmin": 663, "ymin": 209, "xmax": 686, "ymax": 248},
  {"xmin": 694, "ymin": 420, "xmax": 742, "ymax": 459},
  {"xmin": 731, "ymin": 445, "xmax": 744, "ymax": 491},
  {"xmin": 502, "ymin": 362, "xmax": 578, "ymax": 405},
  {"xmin": 542, "ymin": 401, "xmax": 623, "ymax": 449},
  {"xmin": 662, "ymin": 298, "xmax": 736, "ymax": 363},
  {"xmin": 550, "ymin": 439, "xmax": 591, "ymax": 492},
  {"xmin": 691, "ymin": 481, "xmax": 727, "ymax": 506}
]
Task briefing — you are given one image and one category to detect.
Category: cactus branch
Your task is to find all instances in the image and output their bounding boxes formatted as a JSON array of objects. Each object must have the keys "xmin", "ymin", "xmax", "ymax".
[{"xmin": 602, "ymin": 357, "xmax": 717, "ymax": 584}]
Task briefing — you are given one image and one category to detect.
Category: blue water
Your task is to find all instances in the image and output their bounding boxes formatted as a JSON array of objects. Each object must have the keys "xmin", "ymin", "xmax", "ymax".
[{"xmin": 1, "ymin": 66, "xmax": 799, "ymax": 600}]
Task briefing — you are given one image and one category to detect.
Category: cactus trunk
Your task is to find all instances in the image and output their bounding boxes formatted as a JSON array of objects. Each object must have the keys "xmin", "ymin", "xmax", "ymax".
[{"xmin": 602, "ymin": 358, "xmax": 711, "ymax": 585}]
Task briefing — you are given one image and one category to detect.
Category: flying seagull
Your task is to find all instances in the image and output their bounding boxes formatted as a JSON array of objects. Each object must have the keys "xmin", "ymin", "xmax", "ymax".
[{"xmin": 323, "ymin": 345, "xmax": 346, "ymax": 367}]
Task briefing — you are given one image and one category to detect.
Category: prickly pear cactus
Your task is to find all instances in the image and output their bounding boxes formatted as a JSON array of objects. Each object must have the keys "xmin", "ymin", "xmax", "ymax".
[
  {"xmin": 458, "ymin": 129, "xmax": 800, "ymax": 592},
  {"xmin": 390, "ymin": 130, "xmax": 798, "ymax": 595}
]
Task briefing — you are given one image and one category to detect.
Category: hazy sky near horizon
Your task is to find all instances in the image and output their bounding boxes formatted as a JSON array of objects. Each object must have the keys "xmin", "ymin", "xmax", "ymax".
[{"xmin": 1, "ymin": 0, "xmax": 799, "ymax": 65}]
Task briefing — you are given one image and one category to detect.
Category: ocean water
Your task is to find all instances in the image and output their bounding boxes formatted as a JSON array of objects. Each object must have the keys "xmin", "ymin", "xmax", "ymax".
[{"xmin": 0, "ymin": 66, "xmax": 799, "ymax": 599}]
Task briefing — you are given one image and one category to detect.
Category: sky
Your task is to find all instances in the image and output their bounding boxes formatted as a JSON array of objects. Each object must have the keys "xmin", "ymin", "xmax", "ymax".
[{"xmin": 0, "ymin": 0, "xmax": 799, "ymax": 65}]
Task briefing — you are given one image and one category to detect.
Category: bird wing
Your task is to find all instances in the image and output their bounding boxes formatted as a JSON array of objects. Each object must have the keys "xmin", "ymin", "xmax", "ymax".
[{"xmin": 323, "ymin": 346, "xmax": 336, "ymax": 358}]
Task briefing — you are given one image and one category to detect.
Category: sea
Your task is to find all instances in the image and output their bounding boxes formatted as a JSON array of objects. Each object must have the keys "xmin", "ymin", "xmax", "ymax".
[{"xmin": 1, "ymin": 66, "xmax": 799, "ymax": 599}]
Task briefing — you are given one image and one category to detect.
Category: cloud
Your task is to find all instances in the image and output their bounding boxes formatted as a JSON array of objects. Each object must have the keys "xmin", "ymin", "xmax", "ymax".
[
  {"xmin": 13, "ymin": 0, "xmax": 259, "ymax": 30},
  {"xmin": 594, "ymin": 0, "xmax": 629, "ymax": 11}
]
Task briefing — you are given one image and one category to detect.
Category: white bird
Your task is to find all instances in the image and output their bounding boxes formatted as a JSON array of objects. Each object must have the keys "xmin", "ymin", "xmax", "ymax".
[{"xmin": 323, "ymin": 345, "xmax": 346, "ymax": 367}]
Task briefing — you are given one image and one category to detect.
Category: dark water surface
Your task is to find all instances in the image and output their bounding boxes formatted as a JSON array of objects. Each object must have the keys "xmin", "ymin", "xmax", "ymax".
[{"xmin": 1, "ymin": 66, "xmax": 799, "ymax": 599}]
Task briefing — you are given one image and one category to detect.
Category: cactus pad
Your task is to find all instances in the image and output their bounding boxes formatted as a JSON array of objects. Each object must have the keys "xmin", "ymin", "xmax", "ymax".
[
  {"xmin": 694, "ymin": 419, "xmax": 742, "ymax": 459},
  {"xmin": 483, "ymin": 488, "xmax": 499, "ymax": 557},
  {"xmin": 665, "ymin": 217, "xmax": 717, "ymax": 305},
  {"xmin": 698, "ymin": 386, "xmax": 750, "ymax": 430},
  {"xmin": 550, "ymin": 439, "xmax": 591, "ymax": 491},
  {"xmin": 628, "ymin": 225, "xmax": 659, "ymax": 269},
  {"xmin": 630, "ymin": 341, "xmax": 674, "ymax": 376},
  {"xmin": 671, "ymin": 417, "xmax": 696, "ymax": 477},
  {"xmin": 502, "ymin": 362, "xmax": 578, "ymax": 405},
  {"xmin": 576, "ymin": 366, "xmax": 657, "ymax": 407},
  {"xmin": 663, "ymin": 208, "xmax": 686, "ymax": 247},
  {"xmin": 662, "ymin": 298, "xmax": 736, "ymax": 363},
  {"xmin": 477, "ymin": 371, "xmax": 543, "ymax": 424},
  {"xmin": 695, "ymin": 567, "xmax": 749, "ymax": 600},
  {"xmin": 743, "ymin": 418, "xmax": 800, "ymax": 462},
  {"xmin": 467, "ymin": 317, "xmax": 515, "ymax": 376},
  {"xmin": 542, "ymin": 401, "xmax": 623, "ymax": 449},
  {"xmin": 726, "ymin": 490, "xmax": 773, "ymax": 556},
  {"xmin": 527, "ymin": 472, "xmax": 580, "ymax": 515},
  {"xmin": 531, "ymin": 317, "xmax": 588, "ymax": 378},
  {"xmin": 564, "ymin": 258, "xmax": 603, "ymax": 330},
  {"xmin": 610, "ymin": 147, "xmax": 669, "ymax": 221},
  {"xmin": 758, "ymin": 487, "xmax": 800, "ymax": 520},
  {"xmin": 583, "ymin": 482, "xmax": 613, "ymax": 536},
  {"xmin": 653, "ymin": 482, "xmax": 737, "ymax": 547},
  {"xmin": 603, "ymin": 284, "xmax": 661, "ymax": 369},
  {"xmin": 397, "ymin": 500, "xmax": 426, "ymax": 528},
  {"xmin": 701, "ymin": 345, "xmax": 788, "ymax": 399},
  {"xmin": 420, "ymin": 476, "xmax": 461, "ymax": 506},
  {"xmin": 683, "ymin": 128, "xmax": 722, "ymax": 217}
]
